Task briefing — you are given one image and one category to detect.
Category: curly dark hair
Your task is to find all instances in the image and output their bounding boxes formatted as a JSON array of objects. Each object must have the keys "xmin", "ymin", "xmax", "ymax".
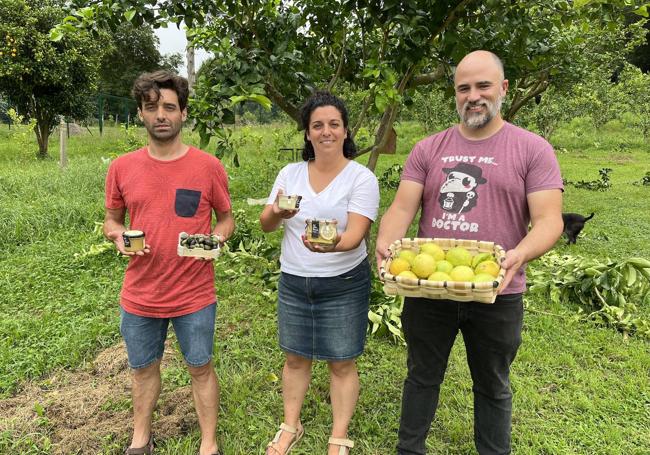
[
  {"xmin": 132, "ymin": 70, "xmax": 189, "ymax": 111},
  {"xmin": 300, "ymin": 91, "xmax": 357, "ymax": 161}
]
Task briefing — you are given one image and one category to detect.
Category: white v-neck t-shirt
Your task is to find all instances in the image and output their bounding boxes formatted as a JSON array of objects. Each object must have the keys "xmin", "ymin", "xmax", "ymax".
[{"xmin": 266, "ymin": 160, "xmax": 380, "ymax": 276}]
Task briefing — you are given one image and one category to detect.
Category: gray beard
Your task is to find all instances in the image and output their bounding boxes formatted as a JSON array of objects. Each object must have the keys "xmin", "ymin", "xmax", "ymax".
[{"xmin": 458, "ymin": 97, "xmax": 503, "ymax": 129}]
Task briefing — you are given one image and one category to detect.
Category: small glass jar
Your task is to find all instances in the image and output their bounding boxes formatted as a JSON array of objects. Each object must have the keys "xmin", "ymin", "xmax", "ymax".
[
  {"xmin": 278, "ymin": 194, "xmax": 302, "ymax": 210},
  {"xmin": 305, "ymin": 219, "xmax": 338, "ymax": 244},
  {"xmin": 122, "ymin": 230, "xmax": 145, "ymax": 252}
]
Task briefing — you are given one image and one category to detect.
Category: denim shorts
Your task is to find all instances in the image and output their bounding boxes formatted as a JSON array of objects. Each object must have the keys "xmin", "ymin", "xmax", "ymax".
[
  {"xmin": 120, "ymin": 303, "xmax": 217, "ymax": 369},
  {"xmin": 278, "ymin": 259, "xmax": 371, "ymax": 361}
]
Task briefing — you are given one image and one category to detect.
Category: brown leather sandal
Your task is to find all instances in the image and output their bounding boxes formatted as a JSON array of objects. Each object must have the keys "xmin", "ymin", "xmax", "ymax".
[
  {"xmin": 266, "ymin": 423, "xmax": 304, "ymax": 455},
  {"xmin": 328, "ymin": 437, "xmax": 354, "ymax": 455},
  {"xmin": 124, "ymin": 435, "xmax": 154, "ymax": 455}
]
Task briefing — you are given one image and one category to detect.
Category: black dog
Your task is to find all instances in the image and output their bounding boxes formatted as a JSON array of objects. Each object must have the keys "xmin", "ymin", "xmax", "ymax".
[{"xmin": 562, "ymin": 212, "xmax": 594, "ymax": 244}]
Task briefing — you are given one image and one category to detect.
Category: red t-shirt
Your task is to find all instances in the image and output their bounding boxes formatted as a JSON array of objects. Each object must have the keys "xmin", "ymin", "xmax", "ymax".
[
  {"xmin": 105, "ymin": 147, "xmax": 231, "ymax": 317},
  {"xmin": 402, "ymin": 122, "xmax": 563, "ymax": 294}
]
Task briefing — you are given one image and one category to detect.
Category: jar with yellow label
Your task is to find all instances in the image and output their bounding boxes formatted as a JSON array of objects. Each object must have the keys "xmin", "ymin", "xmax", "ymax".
[{"xmin": 305, "ymin": 219, "xmax": 338, "ymax": 244}]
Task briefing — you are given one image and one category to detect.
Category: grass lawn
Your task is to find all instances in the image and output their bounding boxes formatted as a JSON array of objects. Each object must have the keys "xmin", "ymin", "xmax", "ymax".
[{"xmin": 0, "ymin": 121, "xmax": 648, "ymax": 454}]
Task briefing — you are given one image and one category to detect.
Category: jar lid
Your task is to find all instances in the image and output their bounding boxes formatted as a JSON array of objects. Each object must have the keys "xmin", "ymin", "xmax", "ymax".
[{"xmin": 123, "ymin": 230, "xmax": 145, "ymax": 238}]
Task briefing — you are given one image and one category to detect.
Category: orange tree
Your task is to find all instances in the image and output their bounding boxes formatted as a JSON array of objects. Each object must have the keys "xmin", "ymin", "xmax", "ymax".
[
  {"xmin": 52, "ymin": 0, "xmax": 649, "ymax": 170},
  {"xmin": 0, "ymin": 0, "xmax": 102, "ymax": 159}
]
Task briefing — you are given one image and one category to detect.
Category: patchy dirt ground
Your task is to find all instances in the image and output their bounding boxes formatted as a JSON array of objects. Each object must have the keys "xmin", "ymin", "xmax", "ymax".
[{"xmin": 0, "ymin": 342, "xmax": 197, "ymax": 454}]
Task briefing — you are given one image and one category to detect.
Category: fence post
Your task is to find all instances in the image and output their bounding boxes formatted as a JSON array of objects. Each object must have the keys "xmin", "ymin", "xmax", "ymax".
[{"xmin": 59, "ymin": 116, "xmax": 67, "ymax": 169}]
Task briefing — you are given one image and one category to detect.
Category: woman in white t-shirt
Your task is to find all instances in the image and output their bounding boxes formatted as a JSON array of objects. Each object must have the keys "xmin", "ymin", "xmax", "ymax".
[{"xmin": 260, "ymin": 91, "xmax": 379, "ymax": 455}]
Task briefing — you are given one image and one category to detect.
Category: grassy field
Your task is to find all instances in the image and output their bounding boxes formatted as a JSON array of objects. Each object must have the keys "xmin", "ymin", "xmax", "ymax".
[{"xmin": 0, "ymin": 121, "xmax": 648, "ymax": 454}]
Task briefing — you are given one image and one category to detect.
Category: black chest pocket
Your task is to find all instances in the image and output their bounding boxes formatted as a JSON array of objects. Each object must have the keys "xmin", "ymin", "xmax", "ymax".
[{"xmin": 175, "ymin": 189, "xmax": 202, "ymax": 217}]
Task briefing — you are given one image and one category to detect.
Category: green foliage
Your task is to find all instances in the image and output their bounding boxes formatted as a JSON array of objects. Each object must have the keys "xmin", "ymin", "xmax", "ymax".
[
  {"xmin": 530, "ymin": 253, "xmax": 650, "ymax": 338},
  {"xmin": 405, "ymin": 87, "xmax": 457, "ymax": 133},
  {"xmin": 6, "ymin": 108, "xmax": 37, "ymax": 155},
  {"xmin": 377, "ymin": 163, "xmax": 403, "ymax": 190},
  {"xmin": 609, "ymin": 63, "xmax": 650, "ymax": 138},
  {"xmin": 564, "ymin": 168, "xmax": 613, "ymax": 191},
  {"xmin": 0, "ymin": 0, "xmax": 103, "ymax": 158},
  {"xmin": 368, "ymin": 277, "xmax": 404, "ymax": 344},
  {"xmin": 99, "ymin": 23, "xmax": 182, "ymax": 98}
]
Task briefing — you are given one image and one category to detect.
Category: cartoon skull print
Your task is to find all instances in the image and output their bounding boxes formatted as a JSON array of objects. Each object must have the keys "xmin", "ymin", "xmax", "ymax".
[{"xmin": 437, "ymin": 162, "xmax": 487, "ymax": 214}]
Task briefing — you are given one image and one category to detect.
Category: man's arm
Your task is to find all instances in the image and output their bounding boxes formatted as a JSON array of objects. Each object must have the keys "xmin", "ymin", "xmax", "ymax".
[
  {"xmin": 375, "ymin": 180, "xmax": 424, "ymax": 269},
  {"xmin": 499, "ymin": 189, "xmax": 563, "ymax": 291},
  {"xmin": 212, "ymin": 209, "xmax": 235, "ymax": 242},
  {"xmin": 103, "ymin": 207, "xmax": 150, "ymax": 256}
]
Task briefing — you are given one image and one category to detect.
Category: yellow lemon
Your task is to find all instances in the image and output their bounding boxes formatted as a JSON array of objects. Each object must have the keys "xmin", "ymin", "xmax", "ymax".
[
  {"xmin": 471, "ymin": 252, "xmax": 495, "ymax": 269},
  {"xmin": 398, "ymin": 270, "xmax": 418, "ymax": 280},
  {"xmin": 474, "ymin": 273, "xmax": 496, "ymax": 283},
  {"xmin": 449, "ymin": 265, "xmax": 475, "ymax": 282},
  {"xmin": 398, "ymin": 249, "xmax": 417, "ymax": 264},
  {"xmin": 411, "ymin": 253, "xmax": 437, "ymax": 278},
  {"xmin": 446, "ymin": 247, "xmax": 472, "ymax": 267},
  {"xmin": 436, "ymin": 260, "xmax": 454, "ymax": 274},
  {"xmin": 389, "ymin": 257, "xmax": 411, "ymax": 276},
  {"xmin": 474, "ymin": 260, "xmax": 500, "ymax": 278},
  {"xmin": 428, "ymin": 271, "xmax": 452, "ymax": 282},
  {"xmin": 419, "ymin": 243, "xmax": 445, "ymax": 261}
]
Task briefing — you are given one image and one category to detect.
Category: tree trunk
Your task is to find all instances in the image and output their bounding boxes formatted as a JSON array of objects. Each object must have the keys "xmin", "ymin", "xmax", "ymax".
[
  {"xmin": 186, "ymin": 32, "xmax": 196, "ymax": 93},
  {"xmin": 503, "ymin": 77, "xmax": 549, "ymax": 122},
  {"xmin": 366, "ymin": 105, "xmax": 398, "ymax": 172},
  {"xmin": 34, "ymin": 116, "xmax": 51, "ymax": 159}
]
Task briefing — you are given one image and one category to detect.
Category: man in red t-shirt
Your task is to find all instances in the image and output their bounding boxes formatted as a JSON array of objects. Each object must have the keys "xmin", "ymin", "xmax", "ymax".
[
  {"xmin": 376, "ymin": 51, "xmax": 563, "ymax": 455},
  {"xmin": 103, "ymin": 70, "xmax": 234, "ymax": 455}
]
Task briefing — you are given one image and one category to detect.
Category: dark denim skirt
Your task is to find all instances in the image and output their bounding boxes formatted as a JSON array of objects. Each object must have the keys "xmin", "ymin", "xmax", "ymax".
[{"xmin": 277, "ymin": 259, "xmax": 371, "ymax": 360}]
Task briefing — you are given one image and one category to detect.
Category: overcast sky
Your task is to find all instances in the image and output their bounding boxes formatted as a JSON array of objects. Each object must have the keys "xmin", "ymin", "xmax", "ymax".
[{"xmin": 154, "ymin": 24, "xmax": 210, "ymax": 77}]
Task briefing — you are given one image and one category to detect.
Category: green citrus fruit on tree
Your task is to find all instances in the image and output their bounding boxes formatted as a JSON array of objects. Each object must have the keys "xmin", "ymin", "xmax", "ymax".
[
  {"xmin": 449, "ymin": 265, "xmax": 475, "ymax": 282},
  {"xmin": 419, "ymin": 243, "xmax": 445, "ymax": 261},
  {"xmin": 411, "ymin": 253, "xmax": 437, "ymax": 278},
  {"xmin": 436, "ymin": 260, "xmax": 454, "ymax": 274},
  {"xmin": 446, "ymin": 247, "xmax": 472, "ymax": 267},
  {"xmin": 389, "ymin": 258, "xmax": 411, "ymax": 276},
  {"xmin": 474, "ymin": 260, "xmax": 500, "ymax": 278}
]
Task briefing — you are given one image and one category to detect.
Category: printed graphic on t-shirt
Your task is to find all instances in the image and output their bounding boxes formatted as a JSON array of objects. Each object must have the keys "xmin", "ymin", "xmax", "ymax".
[{"xmin": 432, "ymin": 155, "xmax": 497, "ymax": 233}]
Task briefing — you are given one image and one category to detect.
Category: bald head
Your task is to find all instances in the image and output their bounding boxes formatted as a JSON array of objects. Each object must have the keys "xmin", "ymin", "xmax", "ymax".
[{"xmin": 455, "ymin": 50, "xmax": 505, "ymax": 83}]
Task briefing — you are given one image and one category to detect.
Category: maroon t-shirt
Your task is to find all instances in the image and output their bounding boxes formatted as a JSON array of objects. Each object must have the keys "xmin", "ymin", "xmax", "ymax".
[
  {"xmin": 105, "ymin": 147, "xmax": 231, "ymax": 317},
  {"xmin": 402, "ymin": 122, "xmax": 563, "ymax": 294}
]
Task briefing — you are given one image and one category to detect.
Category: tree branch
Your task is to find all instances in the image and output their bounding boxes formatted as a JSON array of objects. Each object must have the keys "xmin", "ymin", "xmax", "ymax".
[
  {"xmin": 406, "ymin": 65, "xmax": 447, "ymax": 88},
  {"xmin": 351, "ymin": 92, "xmax": 374, "ymax": 138},
  {"xmin": 327, "ymin": 32, "xmax": 347, "ymax": 92},
  {"xmin": 264, "ymin": 82, "xmax": 301, "ymax": 126},
  {"xmin": 430, "ymin": 0, "xmax": 474, "ymax": 41},
  {"xmin": 364, "ymin": 64, "xmax": 416, "ymax": 170}
]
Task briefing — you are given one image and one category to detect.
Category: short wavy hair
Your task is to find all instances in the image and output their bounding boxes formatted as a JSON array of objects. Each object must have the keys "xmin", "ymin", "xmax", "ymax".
[
  {"xmin": 132, "ymin": 70, "xmax": 189, "ymax": 111},
  {"xmin": 300, "ymin": 91, "xmax": 357, "ymax": 161}
]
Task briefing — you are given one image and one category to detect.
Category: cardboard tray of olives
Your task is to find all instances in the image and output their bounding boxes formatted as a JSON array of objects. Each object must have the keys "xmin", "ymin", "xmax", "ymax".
[
  {"xmin": 177, "ymin": 232, "xmax": 221, "ymax": 259},
  {"xmin": 379, "ymin": 238, "xmax": 506, "ymax": 303}
]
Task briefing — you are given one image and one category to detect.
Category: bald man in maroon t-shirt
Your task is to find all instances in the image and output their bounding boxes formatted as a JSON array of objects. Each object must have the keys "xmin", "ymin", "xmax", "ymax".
[{"xmin": 376, "ymin": 51, "xmax": 563, "ymax": 455}]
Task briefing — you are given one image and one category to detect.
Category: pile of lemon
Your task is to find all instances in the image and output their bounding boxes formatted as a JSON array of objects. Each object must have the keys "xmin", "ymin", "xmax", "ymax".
[{"xmin": 388, "ymin": 243, "xmax": 499, "ymax": 283}]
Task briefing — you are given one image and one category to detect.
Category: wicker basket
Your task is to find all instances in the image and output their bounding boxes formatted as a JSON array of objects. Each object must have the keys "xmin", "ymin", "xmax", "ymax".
[{"xmin": 379, "ymin": 238, "xmax": 506, "ymax": 303}]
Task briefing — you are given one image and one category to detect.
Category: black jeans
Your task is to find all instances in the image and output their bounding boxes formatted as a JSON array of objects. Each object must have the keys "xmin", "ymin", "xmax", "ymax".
[{"xmin": 396, "ymin": 294, "xmax": 524, "ymax": 455}]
